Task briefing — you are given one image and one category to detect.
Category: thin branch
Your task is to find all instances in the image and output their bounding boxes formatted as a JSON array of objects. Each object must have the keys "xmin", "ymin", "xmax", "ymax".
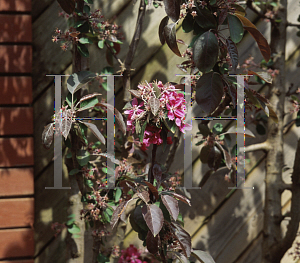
[
  {"xmin": 123, "ymin": 0, "xmax": 146, "ymax": 102},
  {"xmin": 246, "ymin": 0, "xmax": 273, "ymax": 22},
  {"xmin": 166, "ymin": 133, "xmax": 181, "ymax": 172},
  {"xmin": 287, "ymin": 23, "xmax": 300, "ymax": 27},
  {"xmin": 244, "ymin": 141, "xmax": 271, "ymax": 153}
]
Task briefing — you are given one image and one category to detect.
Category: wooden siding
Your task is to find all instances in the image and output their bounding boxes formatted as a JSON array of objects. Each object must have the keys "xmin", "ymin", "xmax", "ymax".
[{"xmin": 0, "ymin": 1, "xmax": 34, "ymax": 262}]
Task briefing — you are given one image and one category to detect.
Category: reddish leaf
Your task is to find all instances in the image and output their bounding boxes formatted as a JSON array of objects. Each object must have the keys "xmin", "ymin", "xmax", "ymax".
[
  {"xmin": 171, "ymin": 223, "xmax": 191, "ymax": 257},
  {"xmin": 235, "ymin": 14, "xmax": 271, "ymax": 62},
  {"xmin": 207, "ymin": 145, "xmax": 222, "ymax": 171},
  {"xmin": 168, "ymin": 192, "xmax": 191, "ymax": 206},
  {"xmin": 248, "ymin": 70, "xmax": 272, "ymax": 83},
  {"xmin": 193, "ymin": 32, "xmax": 219, "ymax": 73},
  {"xmin": 161, "ymin": 195, "xmax": 179, "ymax": 220},
  {"xmin": 228, "ymin": 83, "xmax": 237, "ymax": 108},
  {"xmin": 111, "ymin": 200, "xmax": 130, "ymax": 229},
  {"xmin": 163, "ymin": 0, "xmax": 180, "ymax": 22},
  {"xmin": 164, "ymin": 23, "xmax": 182, "ymax": 57},
  {"xmin": 194, "ymin": 4, "xmax": 217, "ymax": 30},
  {"xmin": 95, "ymin": 103, "xmax": 126, "ymax": 135},
  {"xmin": 226, "ymin": 38, "xmax": 239, "ymax": 72},
  {"xmin": 42, "ymin": 123, "xmax": 54, "ymax": 148},
  {"xmin": 142, "ymin": 181, "xmax": 159, "ymax": 200},
  {"xmin": 159, "ymin": 16, "xmax": 169, "ymax": 45},
  {"xmin": 196, "ymin": 72, "xmax": 224, "ymax": 113},
  {"xmin": 80, "ymin": 121, "xmax": 105, "ymax": 144},
  {"xmin": 57, "ymin": 0, "xmax": 75, "ymax": 14},
  {"xmin": 142, "ymin": 204, "xmax": 164, "ymax": 236},
  {"xmin": 146, "ymin": 230, "xmax": 159, "ymax": 254},
  {"xmin": 149, "ymin": 97, "xmax": 160, "ymax": 116}
]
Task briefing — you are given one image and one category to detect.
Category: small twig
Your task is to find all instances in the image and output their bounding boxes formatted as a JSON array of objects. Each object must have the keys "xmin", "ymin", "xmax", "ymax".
[
  {"xmin": 123, "ymin": 0, "xmax": 146, "ymax": 102},
  {"xmin": 286, "ymin": 23, "xmax": 300, "ymax": 27},
  {"xmin": 166, "ymin": 133, "xmax": 181, "ymax": 172},
  {"xmin": 246, "ymin": 0, "xmax": 271, "ymax": 21},
  {"xmin": 244, "ymin": 141, "xmax": 271, "ymax": 153}
]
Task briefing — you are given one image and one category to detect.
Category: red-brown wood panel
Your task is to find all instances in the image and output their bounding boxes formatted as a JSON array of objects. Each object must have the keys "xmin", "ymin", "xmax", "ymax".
[
  {"xmin": 0, "ymin": 138, "xmax": 34, "ymax": 167},
  {"xmin": 0, "ymin": 168, "xmax": 34, "ymax": 196},
  {"xmin": 0, "ymin": 46, "xmax": 32, "ymax": 73},
  {"xmin": 0, "ymin": 229, "xmax": 34, "ymax": 259},
  {"xmin": 0, "ymin": 261, "xmax": 34, "ymax": 263},
  {"xmin": 0, "ymin": 198, "xmax": 34, "ymax": 228},
  {"xmin": 0, "ymin": 108, "xmax": 33, "ymax": 135},
  {"xmin": 0, "ymin": 77, "xmax": 32, "ymax": 105},
  {"xmin": 0, "ymin": 0, "xmax": 31, "ymax": 12},
  {"xmin": 0, "ymin": 15, "xmax": 32, "ymax": 43}
]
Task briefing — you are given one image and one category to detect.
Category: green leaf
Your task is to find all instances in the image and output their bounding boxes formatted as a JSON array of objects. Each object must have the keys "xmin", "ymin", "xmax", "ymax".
[
  {"xmin": 68, "ymin": 224, "xmax": 81, "ymax": 234},
  {"xmin": 69, "ymin": 169, "xmax": 79, "ymax": 175},
  {"xmin": 212, "ymin": 123, "xmax": 223, "ymax": 135},
  {"xmin": 139, "ymin": 121, "xmax": 148, "ymax": 142},
  {"xmin": 193, "ymin": 31, "xmax": 219, "ymax": 73},
  {"xmin": 84, "ymin": 0, "xmax": 93, "ymax": 3},
  {"xmin": 228, "ymin": 14, "xmax": 244, "ymax": 43},
  {"xmin": 80, "ymin": 96, "xmax": 98, "ymax": 110},
  {"xmin": 210, "ymin": 0, "xmax": 216, "ymax": 5},
  {"xmin": 196, "ymin": 72, "xmax": 224, "ymax": 113},
  {"xmin": 76, "ymin": 149, "xmax": 90, "ymax": 166},
  {"xmin": 83, "ymin": 5, "xmax": 90, "ymax": 15},
  {"xmin": 98, "ymin": 39, "xmax": 104, "ymax": 49},
  {"xmin": 79, "ymin": 37, "xmax": 93, "ymax": 44},
  {"xmin": 67, "ymin": 71, "xmax": 96, "ymax": 95},
  {"xmin": 85, "ymin": 179, "xmax": 93, "ymax": 188},
  {"xmin": 164, "ymin": 23, "xmax": 181, "ymax": 57},
  {"xmin": 182, "ymin": 13, "xmax": 194, "ymax": 33},
  {"xmin": 67, "ymin": 17, "xmax": 75, "ymax": 28},
  {"xmin": 74, "ymin": 20, "xmax": 85, "ymax": 28},
  {"xmin": 97, "ymin": 253, "xmax": 110, "ymax": 263},
  {"xmin": 296, "ymin": 111, "xmax": 300, "ymax": 127},
  {"xmin": 115, "ymin": 188, "xmax": 122, "ymax": 202},
  {"xmin": 77, "ymin": 43, "xmax": 89, "ymax": 57}
]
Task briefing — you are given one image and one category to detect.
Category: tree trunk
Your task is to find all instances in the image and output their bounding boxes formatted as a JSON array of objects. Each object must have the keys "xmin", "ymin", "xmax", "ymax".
[{"xmin": 262, "ymin": 0, "xmax": 287, "ymax": 261}]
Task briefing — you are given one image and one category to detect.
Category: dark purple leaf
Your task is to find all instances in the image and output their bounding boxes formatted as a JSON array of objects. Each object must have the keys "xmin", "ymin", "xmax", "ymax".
[
  {"xmin": 228, "ymin": 83, "xmax": 237, "ymax": 108},
  {"xmin": 168, "ymin": 192, "xmax": 191, "ymax": 206},
  {"xmin": 42, "ymin": 122, "xmax": 54, "ymax": 148},
  {"xmin": 149, "ymin": 97, "xmax": 160, "ymax": 116},
  {"xmin": 191, "ymin": 250, "xmax": 216, "ymax": 263},
  {"xmin": 80, "ymin": 121, "xmax": 105, "ymax": 144},
  {"xmin": 200, "ymin": 145, "xmax": 211, "ymax": 163},
  {"xmin": 215, "ymin": 141, "xmax": 232, "ymax": 169},
  {"xmin": 226, "ymin": 38, "xmax": 239, "ymax": 72},
  {"xmin": 137, "ymin": 191, "xmax": 150, "ymax": 204},
  {"xmin": 163, "ymin": 0, "xmax": 180, "ymax": 22},
  {"xmin": 207, "ymin": 145, "xmax": 222, "ymax": 171},
  {"xmin": 219, "ymin": 7, "xmax": 228, "ymax": 25},
  {"xmin": 194, "ymin": 4, "xmax": 217, "ymax": 30},
  {"xmin": 196, "ymin": 72, "xmax": 224, "ymax": 113},
  {"xmin": 146, "ymin": 230, "xmax": 159, "ymax": 254},
  {"xmin": 248, "ymin": 70, "xmax": 272, "ymax": 84},
  {"xmin": 95, "ymin": 103, "xmax": 126, "ymax": 135},
  {"xmin": 193, "ymin": 32, "xmax": 219, "ymax": 73},
  {"xmin": 142, "ymin": 181, "xmax": 159, "ymax": 200},
  {"xmin": 161, "ymin": 195, "xmax": 179, "ymax": 220},
  {"xmin": 171, "ymin": 223, "xmax": 191, "ymax": 257},
  {"xmin": 111, "ymin": 200, "xmax": 130, "ymax": 229},
  {"xmin": 152, "ymin": 163, "xmax": 162, "ymax": 182},
  {"xmin": 222, "ymin": 125, "xmax": 256, "ymax": 138},
  {"xmin": 164, "ymin": 23, "xmax": 181, "ymax": 57},
  {"xmin": 67, "ymin": 71, "xmax": 96, "ymax": 95},
  {"xmin": 129, "ymin": 89, "xmax": 142, "ymax": 99},
  {"xmin": 142, "ymin": 204, "xmax": 164, "ymax": 236},
  {"xmin": 61, "ymin": 109, "xmax": 73, "ymax": 139},
  {"xmin": 159, "ymin": 16, "xmax": 169, "ymax": 45},
  {"xmin": 57, "ymin": 0, "xmax": 75, "ymax": 14}
]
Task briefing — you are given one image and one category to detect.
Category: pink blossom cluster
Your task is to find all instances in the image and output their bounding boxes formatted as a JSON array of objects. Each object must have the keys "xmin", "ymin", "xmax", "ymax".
[
  {"xmin": 124, "ymin": 81, "xmax": 191, "ymax": 148},
  {"xmin": 118, "ymin": 245, "xmax": 146, "ymax": 263}
]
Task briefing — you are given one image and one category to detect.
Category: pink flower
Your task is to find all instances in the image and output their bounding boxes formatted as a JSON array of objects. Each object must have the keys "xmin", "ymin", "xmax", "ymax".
[
  {"xmin": 143, "ymin": 125, "xmax": 163, "ymax": 147},
  {"xmin": 124, "ymin": 98, "xmax": 144, "ymax": 133},
  {"xmin": 118, "ymin": 245, "xmax": 147, "ymax": 263}
]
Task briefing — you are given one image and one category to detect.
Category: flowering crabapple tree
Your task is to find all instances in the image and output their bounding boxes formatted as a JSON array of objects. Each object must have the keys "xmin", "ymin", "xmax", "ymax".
[{"xmin": 41, "ymin": 0, "xmax": 300, "ymax": 262}]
